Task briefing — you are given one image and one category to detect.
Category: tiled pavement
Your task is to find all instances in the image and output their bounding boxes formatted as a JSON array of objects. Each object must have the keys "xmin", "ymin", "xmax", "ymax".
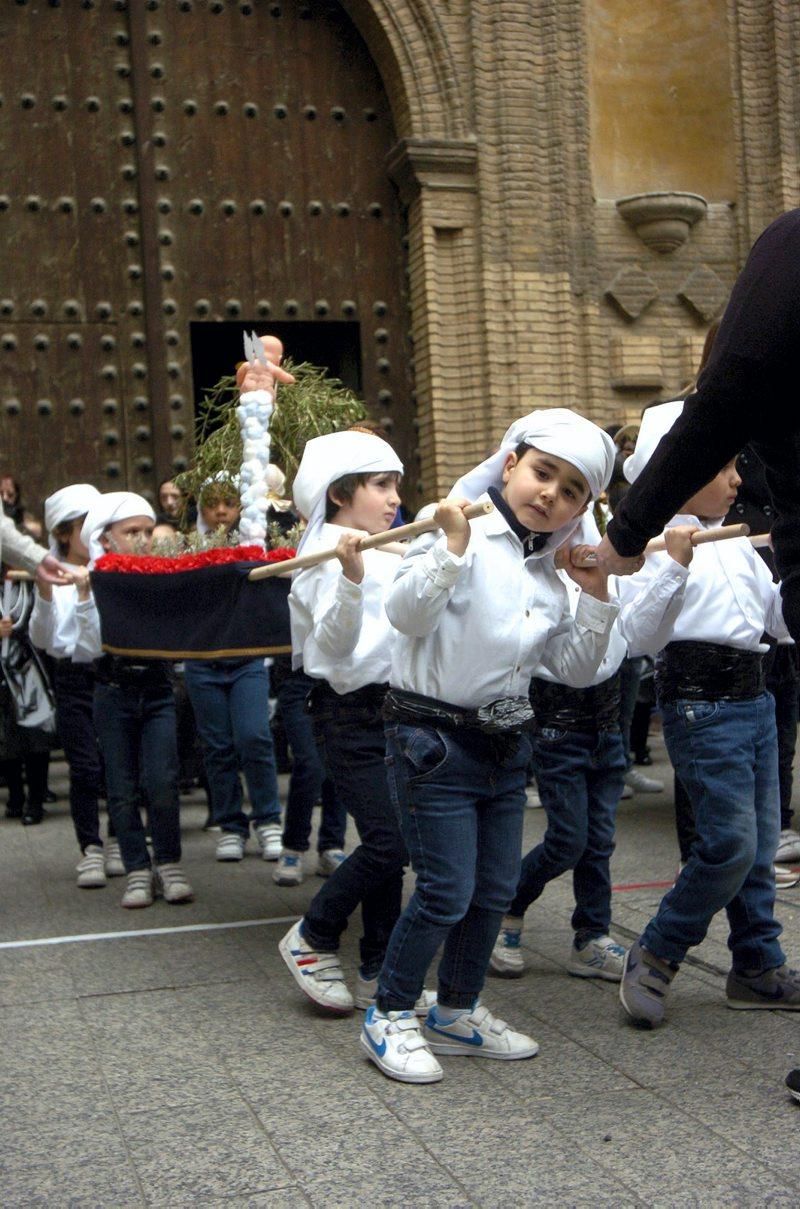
[{"xmin": 1, "ymin": 737, "xmax": 799, "ymax": 1207}]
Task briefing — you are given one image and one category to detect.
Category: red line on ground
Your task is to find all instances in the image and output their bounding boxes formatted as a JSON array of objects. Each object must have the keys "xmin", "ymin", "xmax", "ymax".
[{"xmin": 612, "ymin": 880, "xmax": 675, "ymax": 892}]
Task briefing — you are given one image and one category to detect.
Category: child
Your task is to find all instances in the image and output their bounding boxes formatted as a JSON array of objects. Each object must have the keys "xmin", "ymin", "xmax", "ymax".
[
  {"xmin": 362, "ymin": 408, "xmax": 618, "ymax": 1084},
  {"xmin": 182, "ymin": 474, "xmax": 284, "ymax": 863},
  {"xmin": 616, "ymin": 401, "xmax": 800, "ymax": 1026},
  {"xmin": 29, "ymin": 483, "xmax": 125, "ymax": 886},
  {"xmin": 278, "ymin": 428, "xmax": 427, "ymax": 1015},
  {"xmin": 489, "ymin": 512, "xmax": 628, "ymax": 982},
  {"xmin": 73, "ymin": 493, "xmax": 193, "ymax": 910}
]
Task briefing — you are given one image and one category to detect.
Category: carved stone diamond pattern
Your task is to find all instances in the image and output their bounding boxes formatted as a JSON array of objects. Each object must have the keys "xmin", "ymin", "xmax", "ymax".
[
  {"xmin": 604, "ymin": 265, "xmax": 659, "ymax": 321},
  {"xmin": 677, "ymin": 265, "xmax": 727, "ymax": 322}
]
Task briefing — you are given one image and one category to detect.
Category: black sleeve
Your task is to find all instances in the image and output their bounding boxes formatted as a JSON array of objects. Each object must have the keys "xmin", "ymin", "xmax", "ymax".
[{"xmin": 607, "ymin": 207, "xmax": 800, "ymax": 556}]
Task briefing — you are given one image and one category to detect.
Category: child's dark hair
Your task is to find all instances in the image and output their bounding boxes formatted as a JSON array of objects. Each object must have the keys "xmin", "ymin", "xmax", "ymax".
[
  {"xmin": 514, "ymin": 441, "xmax": 533, "ymax": 460},
  {"xmin": 51, "ymin": 517, "xmax": 82, "ymax": 558},
  {"xmin": 325, "ymin": 471, "xmax": 401, "ymax": 521}
]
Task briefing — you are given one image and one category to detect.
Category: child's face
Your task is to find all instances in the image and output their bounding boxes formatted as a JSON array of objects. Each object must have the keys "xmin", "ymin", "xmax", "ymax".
[
  {"xmin": 201, "ymin": 496, "xmax": 241, "ymax": 531},
  {"xmin": 101, "ymin": 515, "xmax": 155, "ymax": 555},
  {"xmin": 682, "ymin": 458, "xmax": 741, "ymax": 519},
  {"xmin": 501, "ymin": 447, "xmax": 590, "ymax": 532},
  {"xmin": 331, "ymin": 473, "xmax": 400, "ymax": 535},
  {"xmin": 67, "ymin": 517, "xmax": 89, "ymax": 563}
]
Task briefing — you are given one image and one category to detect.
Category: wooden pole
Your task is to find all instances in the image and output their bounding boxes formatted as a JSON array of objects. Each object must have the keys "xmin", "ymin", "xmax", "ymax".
[
  {"xmin": 572, "ymin": 523, "xmax": 755, "ymax": 567},
  {"xmin": 248, "ymin": 500, "xmax": 494, "ymax": 581}
]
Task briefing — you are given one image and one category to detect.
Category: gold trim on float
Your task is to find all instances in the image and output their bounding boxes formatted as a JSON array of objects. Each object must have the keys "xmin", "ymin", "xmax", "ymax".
[{"xmin": 101, "ymin": 644, "xmax": 293, "ymax": 659}]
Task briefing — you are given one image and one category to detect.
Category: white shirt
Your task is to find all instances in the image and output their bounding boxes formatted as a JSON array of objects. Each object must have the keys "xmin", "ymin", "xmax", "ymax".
[
  {"xmin": 534, "ymin": 571, "xmax": 628, "ymax": 686},
  {"xmin": 72, "ymin": 597, "xmax": 104, "ymax": 663},
  {"xmin": 386, "ymin": 499, "xmax": 619, "ymax": 709},
  {"xmin": 616, "ymin": 514, "xmax": 789, "ymax": 657},
  {"xmin": 289, "ymin": 522, "xmax": 400, "ymax": 695},
  {"xmin": 29, "ymin": 585, "xmax": 83, "ymax": 659}
]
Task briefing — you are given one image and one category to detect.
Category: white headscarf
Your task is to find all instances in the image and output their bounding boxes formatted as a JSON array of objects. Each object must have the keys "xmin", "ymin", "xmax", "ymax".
[
  {"xmin": 623, "ymin": 400, "xmax": 685, "ymax": 484},
  {"xmin": 80, "ymin": 492, "xmax": 156, "ymax": 565},
  {"xmin": 44, "ymin": 484, "xmax": 101, "ymax": 554},
  {"xmin": 265, "ymin": 463, "xmax": 293, "ymax": 513},
  {"xmin": 451, "ymin": 407, "xmax": 616, "ymax": 551},
  {"xmin": 292, "ymin": 431, "xmax": 403, "ymax": 555}
]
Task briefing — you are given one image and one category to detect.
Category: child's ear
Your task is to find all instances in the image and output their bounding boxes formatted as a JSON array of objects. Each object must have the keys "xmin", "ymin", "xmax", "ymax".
[
  {"xmin": 501, "ymin": 452, "xmax": 518, "ymax": 484},
  {"xmin": 327, "ymin": 485, "xmax": 344, "ymax": 509},
  {"xmin": 99, "ymin": 531, "xmax": 111, "ymax": 550}
]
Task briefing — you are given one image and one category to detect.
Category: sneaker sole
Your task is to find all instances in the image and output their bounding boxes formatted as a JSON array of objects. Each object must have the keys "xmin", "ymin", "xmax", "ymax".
[
  {"xmin": 788, "ymin": 1085, "xmax": 800, "ymax": 1102},
  {"xmin": 568, "ymin": 964, "xmax": 623, "ymax": 983},
  {"xmin": 424, "ymin": 1037, "xmax": 539, "ymax": 1060},
  {"xmin": 726, "ymin": 997, "xmax": 800, "ymax": 1011},
  {"xmin": 216, "ymin": 851, "xmax": 244, "ymax": 862},
  {"xmin": 487, "ymin": 958, "xmax": 525, "ymax": 979},
  {"xmin": 77, "ymin": 874, "xmax": 107, "ymax": 889},
  {"xmin": 273, "ymin": 875, "xmax": 303, "ymax": 886},
  {"xmin": 121, "ymin": 897, "xmax": 154, "ymax": 909},
  {"xmin": 260, "ymin": 851, "xmax": 281, "ymax": 862},
  {"xmin": 359, "ymin": 1034, "xmax": 443, "ymax": 1083},
  {"xmin": 278, "ymin": 929, "xmax": 354, "ymax": 1015}
]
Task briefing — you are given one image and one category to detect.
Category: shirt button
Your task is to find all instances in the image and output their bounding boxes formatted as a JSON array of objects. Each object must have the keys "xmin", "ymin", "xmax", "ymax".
[
  {"xmin": 515, "ymin": 665, "xmax": 521, "ymax": 673},
  {"xmin": 524, "ymin": 609, "xmax": 530, "ymax": 618}
]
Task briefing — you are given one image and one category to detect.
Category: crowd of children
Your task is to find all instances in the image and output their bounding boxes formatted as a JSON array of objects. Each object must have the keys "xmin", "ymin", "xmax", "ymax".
[{"xmin": 3, "ymin": 340, "xmax": 800, "ymax": 1102}]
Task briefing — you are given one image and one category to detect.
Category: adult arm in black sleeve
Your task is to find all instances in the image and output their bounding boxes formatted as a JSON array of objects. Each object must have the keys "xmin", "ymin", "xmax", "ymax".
[{"xmin": 605, "ymin": 207, "xmax": 800, "ymax": 558}]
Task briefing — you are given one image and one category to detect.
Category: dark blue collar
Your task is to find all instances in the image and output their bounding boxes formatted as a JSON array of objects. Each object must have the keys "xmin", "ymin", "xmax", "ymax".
[{"xmin": 488, "ymin": 487, "xmax": 548, "ymax": 555}]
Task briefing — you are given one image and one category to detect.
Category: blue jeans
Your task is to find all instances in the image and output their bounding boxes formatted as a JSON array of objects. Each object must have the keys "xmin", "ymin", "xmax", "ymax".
[
  {"xmin": 183, "ymin": 658, "xmax": 281, "ymax": 836},
  {"xmin": 509, "ymin": 726, "xmax": 626, "ymax": 941},
  {"xmin": 278, "ymin": 668, "xmax": 347, "ymax": 853},
  {"xmin": 642, "ymin": 692, "xmax": 784, "ymax": 973},
  {"xmin": 302, "ymin": 688, "xmax": 406, "ymax": 978},
  {"xmin": 93, "ymin": 680, "xmax": 181, "ymax": 873},
  {"xmin": 618, "ymin": 656, "xmax": 644, "ymax": 770},
  {"xmin": 53, "ymin": 661, "xmax": 108, "ymax": 852},
  {"xmin": 377, "ymin": 724, "xmax": 530, "ymax": 1011}
]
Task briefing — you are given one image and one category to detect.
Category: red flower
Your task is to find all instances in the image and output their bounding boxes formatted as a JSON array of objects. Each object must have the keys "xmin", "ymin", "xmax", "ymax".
[{"xmin": 94, "ymin": 545, "xmax": 296, "ymax": 575}]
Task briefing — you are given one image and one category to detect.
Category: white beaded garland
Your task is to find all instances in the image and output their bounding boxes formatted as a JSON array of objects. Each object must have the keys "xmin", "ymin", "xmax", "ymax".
[{"xmin": 236, "ymin": 388, "xmax": 274, "ymax": 546}]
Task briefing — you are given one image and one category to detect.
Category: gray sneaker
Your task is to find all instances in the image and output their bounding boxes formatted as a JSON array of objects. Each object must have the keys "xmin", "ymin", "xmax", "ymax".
[
  {"xmin": 726, "ymin": 964, "xmax": 800, "ymax": 1010},
  {"xmin": 619, "ymin": 939, "xmax": 678, "ymax": 1027}
]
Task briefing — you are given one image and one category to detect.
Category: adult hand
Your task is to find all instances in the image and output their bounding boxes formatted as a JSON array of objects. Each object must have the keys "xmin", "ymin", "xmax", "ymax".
[
  {"xmin": 35, "ymin": 553, "xmax": 73, "ymax": 587},
  {"xmin": 593, "ymin": 533, "xmax": 645, "ymax": 577}
]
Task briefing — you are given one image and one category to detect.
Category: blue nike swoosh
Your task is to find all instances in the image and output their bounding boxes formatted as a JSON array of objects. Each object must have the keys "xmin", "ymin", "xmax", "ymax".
[
  {"xmin": 426, "ymin": 1022, "xmax": 483, "ymax": 1047},
  {"xmin": 364, "ymin": 1030, "xmax": 387, "ymax": 1058}
]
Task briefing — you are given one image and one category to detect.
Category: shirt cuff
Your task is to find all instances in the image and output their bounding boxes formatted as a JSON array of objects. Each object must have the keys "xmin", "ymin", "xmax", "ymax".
[
  {"xmin": 423, "ymin": 543, "xmax": 466, "ymax": 590},
  {"xmin": 575, "ymin": 592, "xmax": 619, "ymax": 635},
  {"xmin": 336, "ymin": 575, "xmax": 363, "ymax": 603}
]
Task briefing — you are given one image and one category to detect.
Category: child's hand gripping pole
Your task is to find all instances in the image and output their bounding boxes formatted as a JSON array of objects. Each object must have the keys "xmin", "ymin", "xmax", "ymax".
[
  {"xmin": 248, "ymin": 500, "xmax": 494, "ymax": 581},
  {"xmin": 570, "ymin": 522, "xmax": 755, "ymax": 569}
]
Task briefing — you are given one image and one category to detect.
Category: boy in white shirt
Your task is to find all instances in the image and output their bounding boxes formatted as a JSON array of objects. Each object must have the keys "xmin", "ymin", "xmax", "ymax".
[
  {"xmin": 29, "ymin": 483, "xmax": 126, "ymax": 887},
  {"xmin": 616, "ymin": 401, "xmax": 800, "ymax": 1026},
  {"xmin": 361, "ymin": 408, "xmax": 618, "ymax": 1084},
  {"xmin": 279, "ymin": 431, "xmax": 428, "ymax": 1015}
]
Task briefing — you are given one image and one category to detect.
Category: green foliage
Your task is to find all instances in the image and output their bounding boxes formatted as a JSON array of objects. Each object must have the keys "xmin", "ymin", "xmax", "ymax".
[{"xmin": 174, "ymin": 359, "xmax": 367, "ymax": 506}]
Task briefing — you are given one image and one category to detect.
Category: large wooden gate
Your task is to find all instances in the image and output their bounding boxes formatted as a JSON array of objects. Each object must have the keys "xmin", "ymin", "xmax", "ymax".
[{"xmin": 0, "ymin": 0, "xmax": 412, "ymax": 514}]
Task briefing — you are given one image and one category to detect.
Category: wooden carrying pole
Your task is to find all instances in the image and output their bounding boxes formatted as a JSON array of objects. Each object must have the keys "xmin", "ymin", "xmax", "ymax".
[
  {"xmin": 248, "ymin": 500, "xmax": 494, "ymax": 581},
  {"xmin": 572, "ymin": 522, "xmax": 760, "ymax": 567}
]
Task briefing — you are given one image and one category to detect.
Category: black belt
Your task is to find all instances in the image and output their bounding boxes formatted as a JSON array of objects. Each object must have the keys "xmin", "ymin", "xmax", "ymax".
[
  {"xmin": 383, "ymin": 687, "xmax": 534, "ymax": 735},
  {"xmin": 530, "ymin": 672, "xmax": 621, "ymax": 733},
  {"xmin": 655, "ymin": 641, "xmax": 765, "ymax": 703},
  {"xmin": 307, "ymin": 680, "xmax": 388, "ymax": 712}
]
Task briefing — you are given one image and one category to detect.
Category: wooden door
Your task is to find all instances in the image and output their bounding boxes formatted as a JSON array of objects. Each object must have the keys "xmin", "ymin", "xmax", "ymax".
[{"xmin": 0, "ymin": 0, "xmax": 412, "ymax": 516}]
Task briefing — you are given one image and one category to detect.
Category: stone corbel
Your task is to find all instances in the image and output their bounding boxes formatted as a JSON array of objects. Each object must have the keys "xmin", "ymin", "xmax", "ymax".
[{"xmin": 616, "ymin": 191, "xmax": 708, "ymax": 254}]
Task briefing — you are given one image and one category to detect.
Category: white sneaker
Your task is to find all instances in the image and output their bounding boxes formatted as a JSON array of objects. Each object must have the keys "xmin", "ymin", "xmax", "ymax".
[
  {"xmin": 155, "ymin": 863, "xmax": 194, "ymax": 904},
  {"xmin": 121, "ymin": 869, "xmax": 155, "ymax": 909},
  {"xmin": 273, "ymin": 849, "xmax": 304, "ymax": 885},
  {"xmin": 216, "ymin": 832, "xmax": 246, "ymax": 861},
  {"xmin": 360, "ymin": 1006, "xmax": 443, "ymax": 1084},
  {"xmin": 775, "ymin": 863, "xmax": 800, "ymax": 889},
  {"xmin": 624, "ymin": 768, "xmax": 664, "ymax": 794},
  {"xmin": 76, "ymin": 845, "xmax": 106, "ymax": 889},
  {"xmin": 569, "ymin": 935, "xmax": 626, "ymax": 982},
  {"xmin": 278, "ymin": 920, "xmax": 354, "ymax": 1013},
  {"xmin": 620, "ymin": 784, "xmax": 634, "ymax": 800},
  {"xmin": 489, "ymin": 918, "xmax": 525, "ymax": 977},
  {"xmin": 776, "ymin": 829, "xmax": 800, "ymax": 864},
  {"xmin": 354, "ymin": 974, "xmax": 437, "ymax": 1016},
  {"xmin": 255, "ymin": 823, "xmax": 282, "ymax": 861},
  {"xmin": 316, "ymin": 848, "xmax": 347, "ymax": 877},
  {"xmin": 104, "ymin": 839, "xmax": 125, "ymax": 878},
  {"xmin": 525, "ymin": 786, "xmax": 542, "ymax": 808},
  {"xmin": 423, "ymin": 1003, "xmax": 539, "ymax": 1060}
]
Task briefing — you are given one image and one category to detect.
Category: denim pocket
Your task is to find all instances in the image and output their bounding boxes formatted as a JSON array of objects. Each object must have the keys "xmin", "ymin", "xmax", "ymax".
[
  {"xmin": 403, "ymin": 727, "xmax": 449, "ymax": 781},
  {"xmin": 676, "ymin": 699, "xmax": 720, "ymax": 728}
]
